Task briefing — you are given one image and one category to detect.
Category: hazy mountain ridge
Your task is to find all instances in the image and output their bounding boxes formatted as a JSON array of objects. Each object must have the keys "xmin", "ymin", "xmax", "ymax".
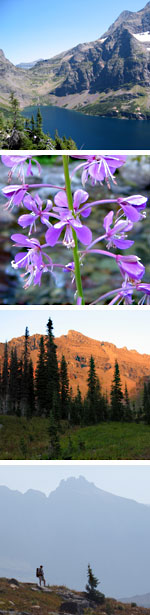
[
  {"xmin": 1, "ymin": 3, "xmax": 150, "ymax": 117},
  {"xmin": 1, "ymin": 477, "xmax": 150, "ymax": 597},
  {"xmin": 0, "ymin": 329, "xmax": 150, "ymax": 398}
]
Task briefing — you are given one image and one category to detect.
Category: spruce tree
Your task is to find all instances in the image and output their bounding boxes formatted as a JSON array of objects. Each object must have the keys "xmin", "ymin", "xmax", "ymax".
[
  {"xmin": 36, "ymin": 108, "xmax": 43, "ymax": 141},
  {"xmin": 22, "ymin": 326, "xmax": 30, "ymax": 416},
  {"xmin": 26, "ymin": 359, "xmax": 35, "ymax": 419},
  {"xmin": 124, "ymin": 384, "xmax": 132, "ymax": 422},
  {"xmin": 2, "ymin": 342, "xmax": 9, "ymax": 413},
  {"xmin": 0, "ymin": 367, "xmax": 2, "ymax": 413},
  {"xmin": 111, "ymin": 360, "xmax": 123, "ymax": 421},
  {"xmin": 9, "ymin": 346, "xmax": 19, "ymax": 414},
  {"xmin": 86, "ymin": 356, "xmax": 98, "ymax": 424},
  {"xmin": 35, "ymin": 336, "xmax": 46, "ymax": 416},
  {"xmin": 52, "ymin": 389, "xmax": 61, "ymax": 425},
  {"xmin": 16, "ymin": 358, "xmax": 23, "ymax": 417},
  {"xmin": 86, "ymin": 564, "xmax": 104, "ymax": 604},
  {"xmin": 73, "ymin": 385, "xmax": 83, "ymax": 424},
  {"xmin": 60, "ymin": 354, "xmax": 69, "ymax": 420},
  {"xmin": 45, "ymin": 318, "xmax": 59, "ymax": 416},
  {"xmin": 143, "ymin": 381, "xmax": 150, "ymax": 424},
  {"xmin": 31, "ymin": 114, "xmax": 35, "ymax": 138},
  {"xmin": 10, "ymin": 92, "xmax": 23, "ymax": 130}
]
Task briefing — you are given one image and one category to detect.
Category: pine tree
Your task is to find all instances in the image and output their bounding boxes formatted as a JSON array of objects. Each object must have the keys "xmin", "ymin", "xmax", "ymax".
[
  {"xmin": 9, "ymin": 346, "xmax": 19, "ymax": 414},
  {"xmin": 52, "ymin": 389, "xmax": 61, "ymax": 425},
  {"xmin": 124, "ymin": 384, "xmax": 132, "ymax": 422},
  {"xmin": 0, "ymin": 367, "xmax": 2, "ymax": 413},
  {"xmin": 60, "ymin": 354, "xmax": 69, "ymax": 419},
  {"xmin": 2, "ymin": 342, "xmax": 9, "ymax": 413},
  {"xmin": 16, "ymin": 358, "xmax": 23, "ymax": 417},
  {"xmin": 35, "ymin": 336, "xmax": 46, "ymax": 415},
  {"xmin": 45, "ymin": 318, "xmax": 59, "ymax": 416},
  {"xmin": 73, "ymin": 385, "xmax": 83, "ymax": 424},
  {"xmin": 86, "ymin": 564, "xmax": 104, "ymax": 604},
  {"xmin": 36, "ymin": 108, "xmax": 43, "ymax": 141},
  {"xmin": 22, "ymin": 326, "xmax": 30, "ymax": 416},
  {"xmin": 86, "ymin": 356, "xmax": 98, "ymax": 424},
  {"xmin": 111, "ymin": 360, "xmax": 123, "ymax": 421},
  {"xmin": 31, "ymin": 114, "xmax": 35, "ymax": 138},
  {"xmin": 26, "ymin": 359, "xmax": 35, "ymax": 419},
  {"xmin": 10, "ymin": 92, "xmax": 23, "ymax": 130},
  {"xmin": 143, "ymin": 381, "xmax": 150, "ymax": 424}
]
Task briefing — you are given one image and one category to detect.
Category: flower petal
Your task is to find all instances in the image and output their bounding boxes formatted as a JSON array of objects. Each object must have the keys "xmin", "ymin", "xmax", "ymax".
[
  {"xmin": 73, "ymin": 189, "xmax": 89, "ymax": 211},
  {"xmin": 18, "ymin": 214, "xmax": 37, "ymax": 228},
  {"xmin": 120, "ymin": 204, "xmax": 141, "ymax": 222},
  {"xmin": 113, "ymin": 238, "xmax": 134, "ymax": 249},
  {"xmin": 54, "ymin": 191, "xmax": 68, "ymax": 208},
  {"xmin": 74, "ymin": 224, "xmax": 92, "ymax": 245},
  {"xmin": 103, "ymin": 210, "xmax": 114, "ymax": 233},
  {"xmin": 46, "ymin": 222, "xmax": 65, "ymax": 246}
]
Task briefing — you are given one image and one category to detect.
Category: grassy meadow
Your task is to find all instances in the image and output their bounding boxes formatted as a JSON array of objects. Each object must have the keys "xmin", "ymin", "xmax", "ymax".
[{"xmin": 1, "ymin": 416, "xmax": 150, "ymax": 460}]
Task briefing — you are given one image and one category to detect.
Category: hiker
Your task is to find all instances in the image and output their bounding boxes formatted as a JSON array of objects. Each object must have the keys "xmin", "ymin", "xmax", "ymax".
[{"xmin": 36, "ymin": 565, "xmax": 46, "ymax": 587}]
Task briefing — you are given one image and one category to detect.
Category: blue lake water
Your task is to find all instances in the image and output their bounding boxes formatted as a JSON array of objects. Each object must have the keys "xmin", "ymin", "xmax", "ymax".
[{"xmin": 23, "ymin": 105, "xmax": 150, "ymax": 149}]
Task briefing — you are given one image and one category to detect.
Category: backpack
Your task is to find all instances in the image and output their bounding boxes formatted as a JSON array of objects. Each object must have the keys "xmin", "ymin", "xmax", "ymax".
[{"xmin": 36, "ymin": 568, "xmax": 40, "ymax": 578}]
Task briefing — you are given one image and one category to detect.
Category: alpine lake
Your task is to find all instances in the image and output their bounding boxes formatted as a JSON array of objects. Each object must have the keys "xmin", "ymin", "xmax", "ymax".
[{"xmin": 22, "ymin": 104, "xmax": 150, "ymax": 149}]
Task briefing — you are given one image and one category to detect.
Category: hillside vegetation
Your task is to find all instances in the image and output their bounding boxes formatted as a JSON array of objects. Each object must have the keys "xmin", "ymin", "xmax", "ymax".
[{"xmin": 0, "ymin": 578, "xmax": 149, "ymax": 615}]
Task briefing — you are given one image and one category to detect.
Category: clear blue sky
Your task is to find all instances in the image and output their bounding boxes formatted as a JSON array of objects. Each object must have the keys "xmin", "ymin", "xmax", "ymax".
[
  {"xmin": 0, "ymin": 307, "xmax": 150, "ymax": 355},
  {"xmin": 1, "ymin": 0, "xmax": 146, "ymax": 64},
  {"xmin": 0, "ymin": 464, "xmax": 150, "ymax": 504}
]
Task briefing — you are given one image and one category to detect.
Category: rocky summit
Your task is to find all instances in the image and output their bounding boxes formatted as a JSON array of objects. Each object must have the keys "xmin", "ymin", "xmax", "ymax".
[
  {"xmin": 0, "ymin": 329, "xmax": 150, "ymax": 398},
  {"xmin": 1, "ymin": 3, "xmax": 150, "ymax": 117}
]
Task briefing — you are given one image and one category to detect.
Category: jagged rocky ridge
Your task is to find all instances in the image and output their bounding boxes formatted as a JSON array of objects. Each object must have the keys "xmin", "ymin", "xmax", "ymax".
[
  {"xmin": 0, "ymin": 329, "xmax": 150, "ymax": 398},
  {"xmin": 1, "ymin": 478, "xmax": 150, "ymax": 596},
  {"xmin": 1, "ymin": 3, "xmax": 150, "ymax": 116}
]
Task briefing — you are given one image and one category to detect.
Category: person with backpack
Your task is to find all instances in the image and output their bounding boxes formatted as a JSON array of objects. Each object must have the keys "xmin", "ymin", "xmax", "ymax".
[{"xmin": 36, "ymin": 565, "xmax": 46, "ymax": 587}]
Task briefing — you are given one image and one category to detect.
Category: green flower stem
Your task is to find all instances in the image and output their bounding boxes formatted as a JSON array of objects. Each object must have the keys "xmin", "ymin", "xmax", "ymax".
[{"xmin": 63, "ymin": 155, "xmax": 85, "ymax": 305}]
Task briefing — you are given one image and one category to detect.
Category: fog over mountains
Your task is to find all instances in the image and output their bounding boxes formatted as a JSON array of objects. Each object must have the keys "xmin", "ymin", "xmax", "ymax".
[
  {"xmin": 1, "ymin": 3, "xmax": 150, "ymax": 116},
  {"xmin": 1, "ymin": 476, "xmax": 150, "ymax": 598}
]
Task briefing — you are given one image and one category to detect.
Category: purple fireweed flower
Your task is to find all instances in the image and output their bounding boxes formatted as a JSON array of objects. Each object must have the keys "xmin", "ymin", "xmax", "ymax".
[
  {"xmin": 2, "ymin": 184, "xmax": 29, "ymax": 209},
  {"xmin": 46, "ymin": 193, "xmax": 92, "ymax": 248},
  {"xmin": 53, "ymin": 189, "xmax": 91, "ymax": 218},
  {"xmin": 136, "ymin": 282, "xmax": 150, "ymax": 295},
  {"xmin": 103, "ymin": 210, "xmax": 134, "ymax": 249},
  {"xmin": 116, "ymin": 254, "xmax": 145, "ymax": 281},
  {"xmin": 11, "ymin": 233, "xmax": 53, "ymax": 287},
  {"xmin": 64, "ymin": 261, "xmax": 75, "ymax": 272},
  {"xmin": 118, "ymin": 195, "xmax": 148, "ymax": 222},
  {"xmin": 135, "ymin": 282, "xmax": 150, "ymax": 304},
  {"xmin": 1, "ymin": 155, "xmax": 41, "ymax": 181},
  {"xmin": 18, "ymin": 193, "xmax": 52, "ymax": 234},
  {"xmin": 72, "ymin": 155, "xmax": 126, "ymax": 186},
  {"xmin": 46, "ymin": 213, "xmax": 92, "ymax": 248}
]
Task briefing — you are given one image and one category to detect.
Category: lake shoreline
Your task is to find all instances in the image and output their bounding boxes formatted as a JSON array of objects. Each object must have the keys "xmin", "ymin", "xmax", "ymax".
[
  {"xmin": 22, "ymin": 104, "xmax": 150, "ymax": 149},
  {"xmin": 22, "ymin": 103, "xmax": 150, "ymax": 121}
]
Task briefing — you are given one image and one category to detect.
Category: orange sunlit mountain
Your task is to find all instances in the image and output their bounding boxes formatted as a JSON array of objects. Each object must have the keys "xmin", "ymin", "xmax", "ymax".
[{"xmin": 0, "ymin": 329, "xmax": 150, "ymax": 398}]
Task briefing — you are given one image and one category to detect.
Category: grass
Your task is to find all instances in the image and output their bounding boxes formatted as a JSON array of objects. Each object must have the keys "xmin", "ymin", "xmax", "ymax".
[
  {"xmin": 0, "ymin": 579, "xmax": 63, "ymax": 614},
  {"xmin": 0, "ymin": 416, "xmax": 150, "ymax": 459},
  {"xmin": 0, "ymin": 579, "xmax": 149, "ymax": 615}
]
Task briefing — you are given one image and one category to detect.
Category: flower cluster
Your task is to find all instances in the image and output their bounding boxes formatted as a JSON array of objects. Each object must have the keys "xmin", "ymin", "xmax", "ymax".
[{"xmin": 1, "ymin": 154, "xmax": 149, "ymax": 304}]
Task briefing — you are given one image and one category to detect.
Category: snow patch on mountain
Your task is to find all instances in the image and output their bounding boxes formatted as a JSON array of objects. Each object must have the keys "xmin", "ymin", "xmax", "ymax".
[{"xmin": 133, "ymin": 30, "xmax": 150, "ymax": 42}]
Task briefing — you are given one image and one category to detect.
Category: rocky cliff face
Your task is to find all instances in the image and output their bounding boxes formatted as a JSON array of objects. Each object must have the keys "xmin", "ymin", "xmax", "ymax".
[
  {"xmin": 0, "ymin": 330, "xmax": 150, "ymax": 398},
  {"xmin": 1, "ymin": 3, "xmax": 150, "ymax": 117}
]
